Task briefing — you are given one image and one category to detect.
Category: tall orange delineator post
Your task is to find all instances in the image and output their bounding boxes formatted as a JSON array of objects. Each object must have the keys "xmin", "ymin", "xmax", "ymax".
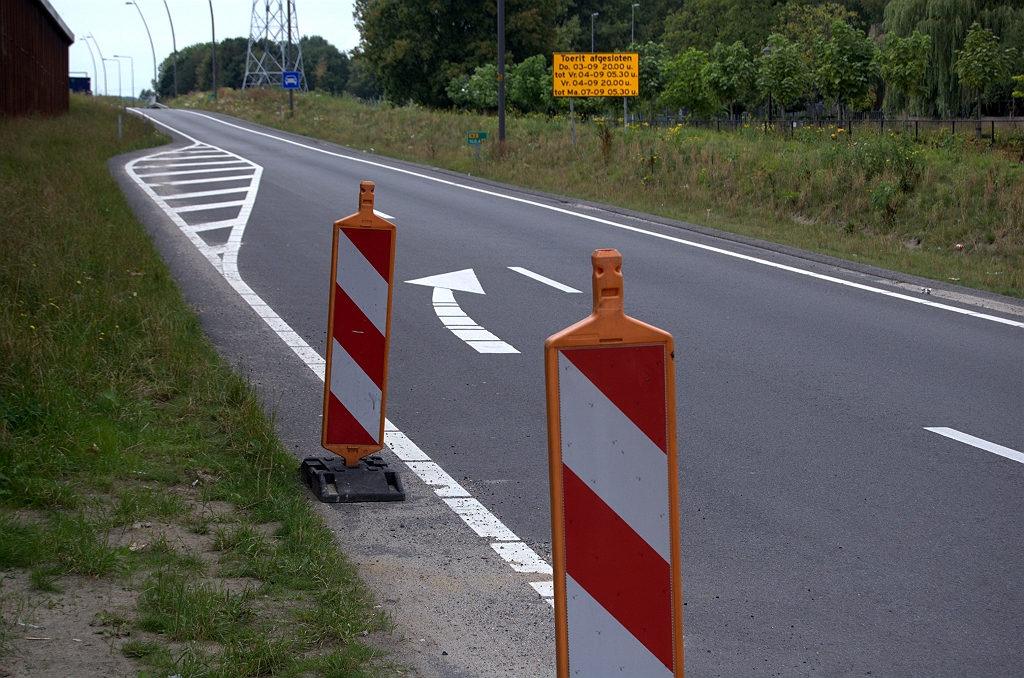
[
  {"xmin": 544, "ymin": 249, "xmax": 684, "ymax": 677},
  {"xmin": 321, "ymin": 181, "xmax": 397, "ymax": 467}
]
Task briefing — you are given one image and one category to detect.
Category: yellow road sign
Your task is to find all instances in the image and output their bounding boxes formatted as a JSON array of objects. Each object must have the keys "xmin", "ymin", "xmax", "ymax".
[{"xmin": 553, "ymin": 53, "xmax": 639, "ymax": 98}]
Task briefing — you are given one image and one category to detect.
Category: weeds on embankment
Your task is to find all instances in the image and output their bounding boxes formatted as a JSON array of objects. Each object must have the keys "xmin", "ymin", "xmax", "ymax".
[
  {"xmin": 181, "ymin": 88, "xmax": 1024, "ymax": 298},
  {"xmin": 1, "ymin": 97, "xmax": 388, "ymax": 677}
]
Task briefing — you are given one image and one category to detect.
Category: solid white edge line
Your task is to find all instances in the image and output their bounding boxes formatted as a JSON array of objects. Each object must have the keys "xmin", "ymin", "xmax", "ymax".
[
  {"xmin": 128, "ymin": 109, "xmax": 554, "ymax": 604},
  {"xmin": 924, "ymin": 427, "xmax": 1024, "ymax": 465},
  {"xmin": 176, "ymin": 109, "xmax": 1023, "ymax": 330},
  {"xmin": 508, "ymin": 266, "xmax": 582, "ymax": 293}
]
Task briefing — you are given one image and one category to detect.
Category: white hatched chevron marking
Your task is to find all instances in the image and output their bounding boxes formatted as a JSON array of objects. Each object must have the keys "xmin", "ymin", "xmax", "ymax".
[{"xmin": 128, "ymin": 111, "xmax": 554, "ymax": 605}]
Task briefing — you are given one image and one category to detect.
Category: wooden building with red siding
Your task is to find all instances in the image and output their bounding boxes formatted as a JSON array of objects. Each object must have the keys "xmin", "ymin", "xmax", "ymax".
[{"xmin": 1, "ymin": 0, "xmax": 74, "ymax": 116}]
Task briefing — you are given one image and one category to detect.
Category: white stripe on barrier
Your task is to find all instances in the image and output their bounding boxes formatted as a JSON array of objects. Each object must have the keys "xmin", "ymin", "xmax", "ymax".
[
  {"xmin": 330, "ymin": 337, "xmax": 382, "ymax": 441},
  {"xmin": 565, "ymin": 574, "xmax": 674, "ymax": 678},
  {"xmin": 558, "ymin": 352, "xmax": 672, "ymax": 563},
  {"xmin": 334, "ymin": 230, "xmax": 389, "ymax": 334}
]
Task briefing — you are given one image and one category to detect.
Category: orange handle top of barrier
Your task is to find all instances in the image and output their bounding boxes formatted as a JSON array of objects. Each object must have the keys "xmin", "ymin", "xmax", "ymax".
[{"xmin": 358, "ymin": 180, "xmax": 375, "ymax": 215}]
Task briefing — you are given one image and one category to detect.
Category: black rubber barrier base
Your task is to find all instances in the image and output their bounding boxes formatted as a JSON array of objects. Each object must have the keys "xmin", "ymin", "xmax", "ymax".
[{"xmin": 300, "ymin": 455, "xmax": 406, "ymax": 503}]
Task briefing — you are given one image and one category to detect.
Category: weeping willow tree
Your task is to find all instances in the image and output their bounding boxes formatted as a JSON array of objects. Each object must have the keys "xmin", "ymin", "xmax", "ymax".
[{"xmin": 883, "ymin": 0, "xmax": 1024, "ymax": 117}]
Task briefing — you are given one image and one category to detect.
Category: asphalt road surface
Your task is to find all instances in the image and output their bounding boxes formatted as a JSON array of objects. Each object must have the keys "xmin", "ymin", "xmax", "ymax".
[{"xmin": 115, "ymin": 109, "xmax": 1023, "ymax": 677}]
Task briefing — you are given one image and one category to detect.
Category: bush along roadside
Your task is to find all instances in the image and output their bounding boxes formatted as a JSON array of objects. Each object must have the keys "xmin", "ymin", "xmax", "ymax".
[
  {"xmin": 179, "ymin": 88, "xmax": 1023, "ymax": 299},
  {"xmin": 0, "ymin": 97, "xmax": 390, "ymax": 677}
]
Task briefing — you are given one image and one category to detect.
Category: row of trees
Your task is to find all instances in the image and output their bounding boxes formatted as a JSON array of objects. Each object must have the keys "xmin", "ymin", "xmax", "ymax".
[
  {"xmin": 354, "ymin": 0, "xmax": 1024, "ymax": 118},
  {"xmin": 155, "ymin": 36, "xmax": 380, "ymax": 101}
]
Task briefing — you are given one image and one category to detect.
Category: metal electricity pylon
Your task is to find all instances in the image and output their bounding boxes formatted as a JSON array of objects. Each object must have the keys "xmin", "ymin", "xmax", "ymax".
[{"xmin": 243, "ymin": 0, "xmax": 307, "ymax": 91}]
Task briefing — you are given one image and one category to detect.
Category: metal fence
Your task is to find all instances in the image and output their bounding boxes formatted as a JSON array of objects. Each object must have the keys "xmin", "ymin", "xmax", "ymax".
[{"xmin": 644, "ymin": 114, "xmax": 1024, "ymax": 141}]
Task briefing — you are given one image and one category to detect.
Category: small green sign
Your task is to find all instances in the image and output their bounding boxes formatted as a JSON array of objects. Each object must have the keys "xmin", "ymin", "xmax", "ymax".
[{"xmin": 467, "ymin": 131, "xmax": 488, "ymax": 145}]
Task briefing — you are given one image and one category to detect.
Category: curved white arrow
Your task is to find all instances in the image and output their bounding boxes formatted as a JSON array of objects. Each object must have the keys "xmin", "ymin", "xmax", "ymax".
[{"xmin": 406, "ymin": 269, "xmax": 519, "ymax": 354}]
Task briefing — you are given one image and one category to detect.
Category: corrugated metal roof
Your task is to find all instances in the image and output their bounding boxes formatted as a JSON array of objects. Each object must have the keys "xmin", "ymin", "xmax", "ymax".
[{"xmin": 36, "ymin": 0, "xmax": 74, "ymax": 44}]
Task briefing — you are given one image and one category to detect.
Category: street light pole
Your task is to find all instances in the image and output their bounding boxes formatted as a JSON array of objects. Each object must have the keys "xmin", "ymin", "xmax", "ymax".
[
  {"xmin": 498, "ymin": 0, "xmax": 505, "ymax": 146},
  {"xmin": 114, "ymin": 55, "xmax": 134, "ymax": 105},
  {"xmin": 591, "ymin": 12, "xmax": 599, "ymax": 52},
  {"xmin": 105, "ymin": 57, "xmax": 122, "ymax": 106},
  {"xmin": 208, "ymin": 0, "xmax": 217, "ymax": 99},
  {"xmin": 81, "ymin": 36, "xmax": 99, "ymax": 95},
  {"xmin": 162, "ymin": 0, "xmax": 178, "ymax": 97},
  {"xmin": 628, "ymin": 3, "xmax": 639, "ymax": 131},
  {"xmin": 87, "ymin": 34, "xmax": 108, "ymax": 96},
  {"xmin": 126, "ymin": 1, "xmax": 157, "ymax": 101}
]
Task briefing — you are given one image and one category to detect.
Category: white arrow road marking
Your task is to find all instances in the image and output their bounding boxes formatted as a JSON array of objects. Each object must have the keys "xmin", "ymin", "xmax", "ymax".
[
  {"xmin": 925, "ymin": 427, "xmax": 1024, "ymax": 465},
  {"xmin": 129, "ymin": 110, "xmax": 552, "ymax": 605},
  {"xmin": 508, "ymin": 266, "xmax": 582, "ymax": 293},
  {"xmin": 406, "ymin": 268, "xmax": 486, "ymax": 294},
  {"xmin": 406, "ymin": 269, "xmax": 519, "ymax": 354}
]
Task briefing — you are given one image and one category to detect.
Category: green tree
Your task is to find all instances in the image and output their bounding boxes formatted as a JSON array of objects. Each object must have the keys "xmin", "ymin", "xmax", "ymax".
[
  {"xmin": 355, "ymin": 0, "xmax": 562, "ymax": 107},
  {"xmin": 632, "ymin": 41, "xmax": 669, "ymax": 121},
  {"xmin": 756, "ymin": 34, "xmax": 807, "ymax": 119},
  {"xmin": 703, "ymin": 40, "xmax": 755, "ymax": 119},
  {"xmin": 878, "ymin": 30, "xmax": 932, "ymax": 120},
  {"xmin": 446, "ymin": 63, "xmax": 499, "ymax": 111},
  {"xmin": 663, "ymin": 0, "xmax": 781, "ymax": 54},
  {"xmin": 814, "ymin": 20, "xmax": 878, "ymax": 119},
  {"xmin": 1013, "ymin": 73, "xmax": 1024, "ymax": 117},
  {"xmin": 884, "ymin": 0, "xmax": 1024, "ymax": 117},
  {"xmin": 509, "ymin": 54, "xmax": 551, "ymax": 112},
  {"xmin": 300, "ymin": 36, "xmax": 350, "ymax": 95},
  {"xmin": 954, "ymin": 22, "xmax": 1016, "ymax": 122},
  {"xmin": 775, "ymin": 2, "xmax": 859, "ymax": 118},
  {"xmin": 661, "ymin": 47, "xmax": 719, "ymax": 118}
]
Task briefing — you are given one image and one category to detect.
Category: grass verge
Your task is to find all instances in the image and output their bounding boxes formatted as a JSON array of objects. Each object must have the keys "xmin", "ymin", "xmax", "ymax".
[
  {"xmin": 1, "ymin": 97, "xmax": 389, "ymax": 676},
  {"xmin": 179, "ymin": 89, "xmax": 1023, "ymax": 298}
]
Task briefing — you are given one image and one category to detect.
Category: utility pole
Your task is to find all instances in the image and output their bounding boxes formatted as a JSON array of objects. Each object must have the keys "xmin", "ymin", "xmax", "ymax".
[
  {"xmin": 209, "ymin": 0, "xmax": 217, "ymax": 99},
  {"xmin": 498, "ymin": 0, "xmax": 505, "ymax": 147},
  {"xmin": 591, "ymin": 12, "xmax": 599, "ymax": 52},
  {"xmin": 627, "ymin": 3, "xmax": 639, "ymax": 131},
  {"xmin": 162, "ymin": 0, "xmax": 178, "ymax": 97}
]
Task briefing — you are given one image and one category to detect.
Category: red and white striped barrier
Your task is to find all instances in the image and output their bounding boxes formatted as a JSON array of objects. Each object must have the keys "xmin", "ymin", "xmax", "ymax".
[
  {"xmin": 322, "ymin": 182, "xmax": 396, "ymax": 466},
  {"xmin": 545, "ymin": 249, "xmax": 684, "ymax": 677}
]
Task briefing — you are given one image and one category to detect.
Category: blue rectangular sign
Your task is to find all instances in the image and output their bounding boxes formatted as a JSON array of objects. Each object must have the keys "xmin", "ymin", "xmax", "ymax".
[{"xmin": 282, "ymin": 71, "xmax": 301, "ymax": 90}]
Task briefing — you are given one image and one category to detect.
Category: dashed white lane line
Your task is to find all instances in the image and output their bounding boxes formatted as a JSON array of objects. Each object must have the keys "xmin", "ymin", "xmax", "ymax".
[
  {"xmin": 925, "ymin": 427, "xmax": 1024, "ymax": 465},
  {"xmin": 177, "ymin": 109, "xmax": 1024, "ymax": 330},
  {"xmin": 508, "ymin": 266, "xmax": 582, "ymax": 293},
  {"xmin": 129, "ymin": 110, "xmax": 554, "ymax": 606}
]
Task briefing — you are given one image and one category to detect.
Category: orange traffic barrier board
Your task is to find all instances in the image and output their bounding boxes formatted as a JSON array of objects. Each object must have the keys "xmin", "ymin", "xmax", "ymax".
[
  {"xmin": 322, "ymin": 181, "xmax": 397, "ymax": 466},
  {"xmin": 544, "ymin": 249, "xmax": 684, "ymax": 677}
]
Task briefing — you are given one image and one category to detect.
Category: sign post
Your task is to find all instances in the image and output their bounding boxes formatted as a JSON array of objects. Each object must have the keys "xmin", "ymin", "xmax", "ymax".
[
  {"xmin": 552, "ymin": 53, "xmax": 638, "ymax": 146},
  {"xmin": 467, "ymin": 131, "xmax": 488, "ymax": 160},
  {"xmin": 301, "ymin": 181, "xmax": 404, "ymax": 503},
  {"xmin": 544, "ymin": 248, "xmax": 684, "ymax": 677}
]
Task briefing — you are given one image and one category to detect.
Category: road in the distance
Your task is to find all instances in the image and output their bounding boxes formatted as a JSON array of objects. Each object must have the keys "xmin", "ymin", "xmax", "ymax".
[{"xmin": 127, "ymin": 109, "xmax": 1023, "ymax": 677}]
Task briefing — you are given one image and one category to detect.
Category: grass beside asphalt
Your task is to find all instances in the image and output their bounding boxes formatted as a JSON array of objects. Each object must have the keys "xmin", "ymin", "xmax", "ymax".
[
  {"xmin": 1, "ymin": 97, "xmax": 388, "ymax": 676},
  {"xmin": 179, "ymin": 88, "xmax": 1023, "ymax": 299}
]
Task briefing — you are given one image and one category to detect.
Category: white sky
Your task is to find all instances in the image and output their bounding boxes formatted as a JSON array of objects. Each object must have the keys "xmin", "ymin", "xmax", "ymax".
[{"xmin": 51, "ymin": 1, "xmax": 361, "ymax": 97}]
